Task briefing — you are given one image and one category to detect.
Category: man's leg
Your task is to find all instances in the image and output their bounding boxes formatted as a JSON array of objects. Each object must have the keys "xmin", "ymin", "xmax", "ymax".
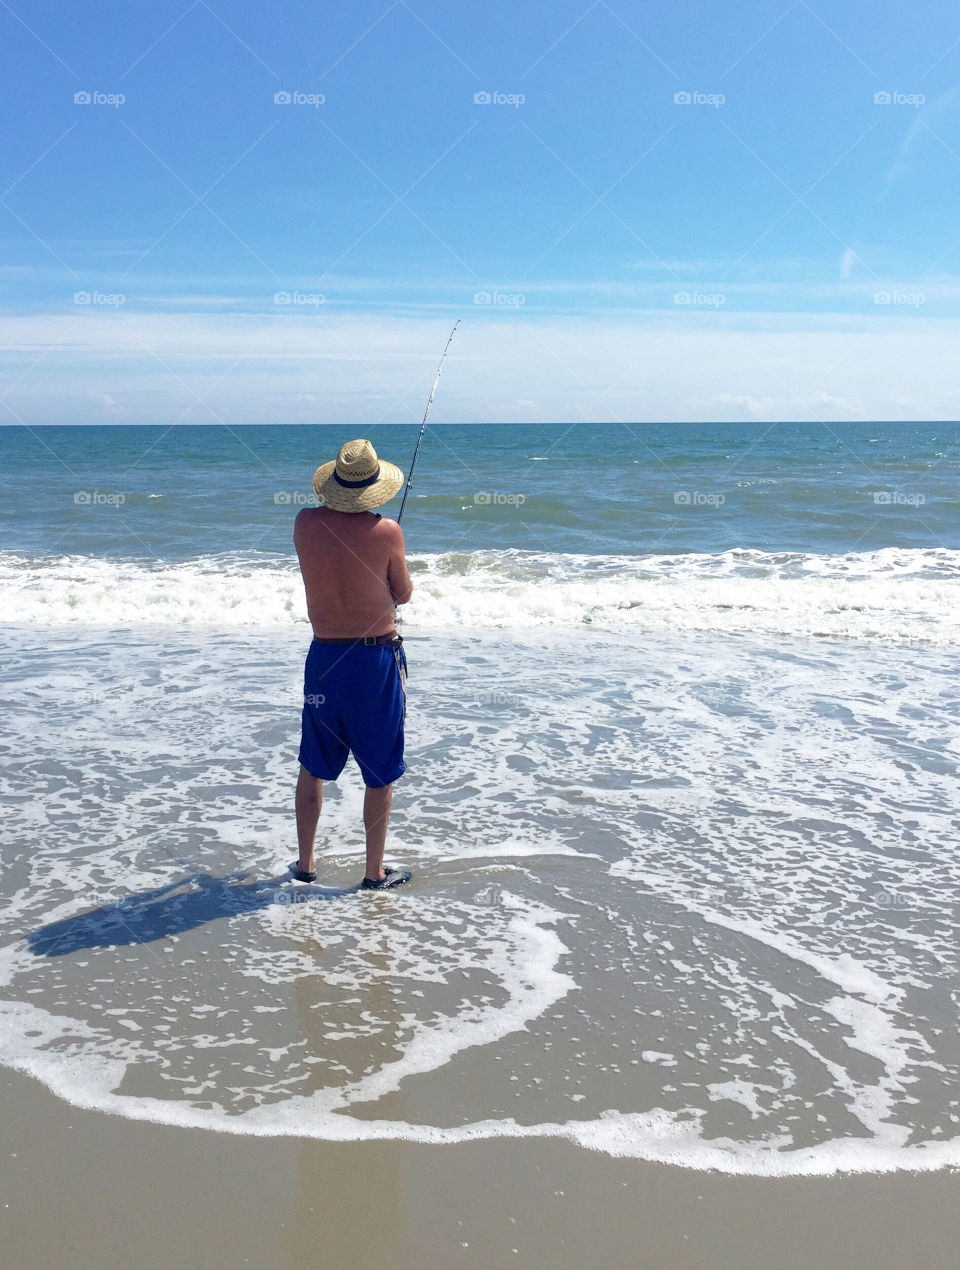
[
  {"xmin": 363, "ymin": 783, "xmax": 392, "ymax": 882},
  {"xmin": 296, "ymin": 766, "xmax": 323, "ymax": 874}
]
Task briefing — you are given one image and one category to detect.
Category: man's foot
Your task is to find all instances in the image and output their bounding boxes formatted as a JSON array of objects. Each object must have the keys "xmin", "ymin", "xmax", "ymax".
[
  {"xmin": 360, "ymin": 866, "xmax": 412, "ymax": 891},
  {"xmin": 289, "ymin": 861, "xmax": 317, "ymax": 883}
]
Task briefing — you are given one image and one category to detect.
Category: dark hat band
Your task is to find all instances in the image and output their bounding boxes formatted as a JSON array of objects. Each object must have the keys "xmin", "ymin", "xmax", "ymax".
[{"xmin": 333, "ymin": 464, "xmax": 380, "ymax": 489}]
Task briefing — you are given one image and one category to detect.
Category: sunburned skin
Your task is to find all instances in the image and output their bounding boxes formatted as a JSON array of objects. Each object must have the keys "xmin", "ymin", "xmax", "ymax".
[{"xmin": 294, "ymin": 505, "xmax": 414, "ymax": 639}]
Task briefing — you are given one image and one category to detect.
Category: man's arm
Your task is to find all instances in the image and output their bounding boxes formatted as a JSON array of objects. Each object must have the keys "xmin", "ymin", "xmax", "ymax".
[{"xmin": 386, "ymin": 521, "xmax": 414, "ymax": 605}]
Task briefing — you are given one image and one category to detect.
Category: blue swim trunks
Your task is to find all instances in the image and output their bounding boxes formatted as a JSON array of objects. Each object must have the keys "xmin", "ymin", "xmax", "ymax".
[{"xmin": 298, "ymin": 639, "xmax": 407, "ymax": 788}]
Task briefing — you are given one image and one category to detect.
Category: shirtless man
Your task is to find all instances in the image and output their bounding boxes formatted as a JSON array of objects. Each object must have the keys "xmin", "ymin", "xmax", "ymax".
[{"xmin": 291, "ymin": 438, "xmax": 414, "ymax": 890}]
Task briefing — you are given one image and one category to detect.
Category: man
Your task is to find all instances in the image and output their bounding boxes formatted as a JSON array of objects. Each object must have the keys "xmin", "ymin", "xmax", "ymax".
[{"xmin": 291, "ymin": 438, "xmax": 414, "ymax": 890}]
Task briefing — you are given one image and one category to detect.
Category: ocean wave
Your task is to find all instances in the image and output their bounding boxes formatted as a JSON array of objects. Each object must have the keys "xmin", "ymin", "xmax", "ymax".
[{"xmin": 1, "ymin": 547, "xmax": 959, "ymax": 646}]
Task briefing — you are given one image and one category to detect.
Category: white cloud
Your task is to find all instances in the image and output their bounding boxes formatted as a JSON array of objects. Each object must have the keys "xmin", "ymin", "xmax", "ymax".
[
  {"xmin": 714, "ymin": 393, "xmax": 776, "ymax": 419},
  {"xmin": 809, "ymin": 390, "xmax": 866, "ymax": 418},
  {"xmin": 15, "ymin": 261, "xmax": 960, "ymax": 318},
  {"xmin": 87, "ymin": 390, "xmax": 128, "ymax": 417},
  {"xmin": 0, "ymin": 310, "xmax": 955, "ymax": 425}
]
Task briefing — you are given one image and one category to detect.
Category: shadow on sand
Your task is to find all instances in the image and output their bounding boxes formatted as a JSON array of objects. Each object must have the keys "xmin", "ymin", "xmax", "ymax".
[{"xmin": 27, "ymin": 869, "xmax": 357, "ymax": 957}]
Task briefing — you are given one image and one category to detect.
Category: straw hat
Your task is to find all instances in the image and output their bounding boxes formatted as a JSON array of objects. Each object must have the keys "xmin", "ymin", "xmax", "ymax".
[{"xmin": 312, "ymin": 439, "xmax": 405, "ymax": 513}]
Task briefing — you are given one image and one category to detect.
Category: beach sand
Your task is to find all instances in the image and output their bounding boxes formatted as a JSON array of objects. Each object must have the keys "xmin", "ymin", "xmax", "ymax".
[{"xmin": 3, "ymin": 1067, "xmax": 959, "ymax": 1270}]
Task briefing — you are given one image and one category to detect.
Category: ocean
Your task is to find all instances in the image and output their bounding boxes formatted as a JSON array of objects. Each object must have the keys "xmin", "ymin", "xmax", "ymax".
[{"xmin": 1, "ymin": 421, "xmax": 958, "ymax": 1175}]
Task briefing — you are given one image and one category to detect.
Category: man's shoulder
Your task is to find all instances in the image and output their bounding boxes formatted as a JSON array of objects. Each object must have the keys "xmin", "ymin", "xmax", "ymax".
[
  {"xmin": 373, "ymin": 514, "xmax": 403, "ymax": 538},
  {"xmin": 295, "ymin": 507, "xmax": 402, "ymax": 538},
  {"xmin": 294, "ymin": 505, "xmax": 323, "ymax": 533}
]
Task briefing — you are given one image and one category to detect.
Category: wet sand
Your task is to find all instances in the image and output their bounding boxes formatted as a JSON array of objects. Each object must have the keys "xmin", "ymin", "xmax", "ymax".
[{"xmin": 3, "ymin": 1067, "xmax": 959, "ymax": 1270}]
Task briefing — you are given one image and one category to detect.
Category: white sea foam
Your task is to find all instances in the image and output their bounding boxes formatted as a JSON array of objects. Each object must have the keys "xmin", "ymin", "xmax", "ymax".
[
  {"xmin": 2, "ymin": 1021, "xmax": 959, "ymax": 1176},
  {"xmin": 1, "ymin": 546, "xmax": 959, "ymax": 645},
  {"xmin": 1, "ymin": 624, "xmax": 958, "ymax": 1174}
]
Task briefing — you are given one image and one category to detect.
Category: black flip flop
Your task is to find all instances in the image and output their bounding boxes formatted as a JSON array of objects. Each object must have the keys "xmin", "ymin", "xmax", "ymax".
[
  {"xmin": 289, "ymin": 862, "xmax": 317, "ymax": 883},
  {"xmin": 360, "ymin": 866, "xmax": 412, "ymax": 891}
]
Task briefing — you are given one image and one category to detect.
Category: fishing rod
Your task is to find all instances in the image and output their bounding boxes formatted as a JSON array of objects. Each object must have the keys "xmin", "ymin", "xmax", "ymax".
[{"xmin": 396, "ymin": 320, "xmax": 460, "ymax": 524}]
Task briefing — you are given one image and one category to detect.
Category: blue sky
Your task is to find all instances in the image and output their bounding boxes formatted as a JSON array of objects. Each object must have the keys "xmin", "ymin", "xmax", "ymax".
[{"xmin": 2, "ymin": 0, "xmax": 959, "ymax": 423}]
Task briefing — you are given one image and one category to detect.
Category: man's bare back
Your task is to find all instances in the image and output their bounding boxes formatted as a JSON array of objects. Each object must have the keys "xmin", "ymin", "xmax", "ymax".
[{"xmin": 294, "ymin": 506, "xmax": 413, "ymax": 639}]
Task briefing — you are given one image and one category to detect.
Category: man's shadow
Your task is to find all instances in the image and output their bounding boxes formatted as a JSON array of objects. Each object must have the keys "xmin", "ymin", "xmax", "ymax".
[{"xmin": 27, "ymin": 870, "xmax": 357, "ymax": 958}]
